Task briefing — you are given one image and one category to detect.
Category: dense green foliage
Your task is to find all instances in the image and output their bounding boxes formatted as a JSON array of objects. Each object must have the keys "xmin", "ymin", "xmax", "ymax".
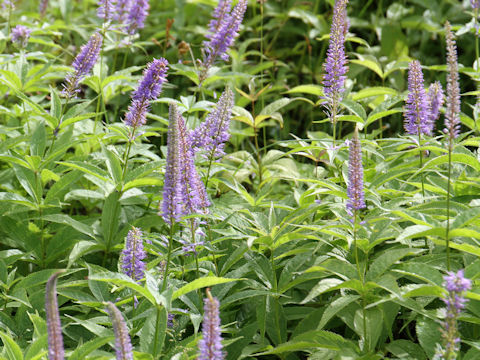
[{"xmin": 1, "ymin": 0, "xmax": 480, "ymax": 359}]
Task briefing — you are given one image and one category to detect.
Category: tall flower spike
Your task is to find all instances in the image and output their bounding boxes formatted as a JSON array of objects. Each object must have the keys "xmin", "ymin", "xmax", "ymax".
[
  {"xmin": 434, "ymin": 270, "xmax": 472, "ymax": 360},
  {"xmin": 471, "ymin": 0, "xmax": 480, "ymax": 9},
  {"xmin": 105, "ymin": 302, "xmax": 134, "ymax": 360},
  {"xmin": 444, "ymin": 21, "xmax": 461, "ymax": 143},
  {"xmin": 46, "ymin": 270, "xmax": 66, "ymax": 360},
  {"xmin": 190, "ymin": 88, "xmax": 235, "ymax": 159},
  {"xmin": 346, "ymin": 128, "xmax": 365, "ymax": 215},
  {"xmin": 97, "ymin": 0, "xmax": 117, "ymax": 21},
  {"xmin": 124, "ymin": 58, "xmax": 169, "ymax": 129},
  {"xmin": 126, "ymin": 0, "xmax": 150, "ymax": 35},
  {"xmin": 427, "ymin": 81, "xmax": 444, "ymax": 134},
  {"xmin": 404, "ymin": 60, "xmax": 431, "ymax": 136},
  {"xmin": 177, "ymin": 110, "xmax": 210, "ymax": 213},
  {"xmin": 62, "ymin": 32, "xmax": 103, "ymax": 98},
  {"xmin": 198, "ymin": 289, "xmax": 224, "ymax": 360},
  {"xmin": 161, "ymin": 104, "xmax": 209, "ymax": 225},
  {"xmin": 121, "ymin": 227, "xmax": 147, "ymax": 283},
  {"xmin": 322, "ymin": 0, "xmax": 349, "ymax": 121},
  {"xmin": 161, "ymin": 104, "xmax": 187, "ymax": 224},
  {"xmin": 201, "ymin": 0, "xmax": 247, "ymax": 81}
]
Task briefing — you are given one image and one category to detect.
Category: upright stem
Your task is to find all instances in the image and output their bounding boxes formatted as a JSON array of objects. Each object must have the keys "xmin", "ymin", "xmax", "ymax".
[
  {"xmin": 191, "ymin": 220, "xmax": 200, "ymax": 280},
  {"xmin": 418, "ymin": 132, "xmax": 425, "ymax": 198},
  {"xmin": 353, "ymin": 210, "xmax": 367, "ymax": 350},
  {"xmin": 445, "ymin": 142, "xmax": 452, "ymax": 271},
  {"xmin": 162, "ymin": 225, "xmax": 174, "ymax": 291},
  {"xmin": 122, "ymin": 129, "xmax": 136, "ymax": 182},
  {"xmin": 152, "ymin": 306, "xmax": 162, "ymax": 357}
]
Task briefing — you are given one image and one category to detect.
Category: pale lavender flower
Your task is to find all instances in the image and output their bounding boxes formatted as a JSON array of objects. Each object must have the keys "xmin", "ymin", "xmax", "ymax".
[
  {"xmin": 115, "ymin": 0, "xmax": 132, "ymax": 23},
  {"xmin": 121, "ymin": 227, "xmax": 146, "ymax": 283},
  {"xmin": 471, "ymin": 0, "xmax": 480, "ymax": 9},
  {"xmin": 201, "ymin": 0, "xmax": 247, "ymax": 81},
  {"xmin": 62, "ymin": 32, "xmax": 103, "ymax": 98},
  {"xmin": 11, "ymin": 25, "xmax": 31, "ymax": 48},
  {"xmin": 46, "ymin": 270, "xmax": 65, "ymax": 360},
  {"xmin": 126, "ymin": 0, "xmax": 149, "ymax": 35},
  {"xmin": 180, "ymin": 238, "xmax": 205, "ymax": 256},
  {"xmin": 161, "ymin": 104, "xmax": 209, "ymax": 225},
  {"xmin": 167, "ymin": 313, "xmax": 175, "ymax": 328},
  {"xmin": 404, "ymin": 60, "xmax": 430, "ymax": 136},
  {"xmin": 97, "ymin": 0, "xmax": 117, "ymax": 21},
  {"xmin": 427, "ymin": 81, "xmax": 444, "ymax": 134},
  {"xmin": 189, "ymin": 88, "xmax": 234, "ymax": 159},
  {"xmin": 434, "ymin": 270, "xmax": 471, "ymax": 360},
  {"xmin": 444, "ymin": 21, "xmax": 461, "ymax": 143},
  {"xmin": 346, "ymin": 128, "xmax": 365, "ymax": 215},
  {"xmin": 1, "ymin": 0, "xmax": 14, "ymax": 10},
  {"xmin": 105, "ymin": 302, "xmax": 134, "ymax": 360},
  {"xmin": 198, "ymin": 289, "xmax": 224, "ymax": 360},
  {"xmin": 161, "ymin": 104, "xmax": 185, "ymax": 225},
  {"xmin": 39, "ymin": 0, "xmax": 49, "ymax": 17},
  {"xmin": 124, "ymin": 58, "xmax": 169, "ymax": 129},
  {"xmin": 322, "ymin": 0, "xmax": 349, "ymax": 122}
]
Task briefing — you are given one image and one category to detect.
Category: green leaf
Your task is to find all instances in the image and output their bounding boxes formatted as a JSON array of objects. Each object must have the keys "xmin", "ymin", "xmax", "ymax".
[
  {"xmin": 140, "ymin": 307, "xmax": 168, "ymax": 356},
  {"xmin": 0, "ymin": 331, "xmax": 24, "ymax": 360},
  {"xmin": 57, "ymin": 161, "xmax": 111, "ymax": 183},
  {"xmin": 285, "ymin": 85, "xmax": 323, "ymax": 97},
  {"xmin": 351, "ymin": 58, "xmax": 383, "ymax": 79},
  {"xmin": 42, "ymin": 214, "xmax": 96, "ymax": 239},
  {"xmin": 259, "ymin": 98, "xmax": 291, "ymax": 116},
  {"xmin": 172, "ymin": 277, "xmax": 240, "ymax": 300},
  {"xmin": 416, "ymin": 318, "xmax": 440, "ymax": 359},
  {"xmin": 341, "ymin": 99, "xmax": 367, "ymax": 121},
  {"xmin": 102, "ymin": 191, "xmax": 121, "ymax": 247},
  {"xmin": 352, "ymin": 87, "xmax": 398, "ymax": 101},
  {"xmin": 30, "ymin": 122, "xmax": 46, "ymax": 157},
  {"xmin": 366, "ymin": 248, "xmax": 422, "ymax": 281},
  {"xmin": 103, "ymin": 147, "xmax": 123, "ymax": 185}
]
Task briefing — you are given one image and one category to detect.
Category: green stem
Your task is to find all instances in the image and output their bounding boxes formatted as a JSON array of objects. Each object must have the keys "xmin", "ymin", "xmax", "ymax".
[
  {"xmin": 446, "ymin": 142, "xmax": 452, "ymax": 271},
  {"xmin": 191, "ymin": 220, "xmax": 200, "ymax": 280},
  {"xmin": 418, "ymin": 133, "xmax": 425, "ymax": 198},
  {"xmin": 162, "ymin": 225, "xmax": 174, "ymax": 291},
  {"xmin": 152, "ymin": 306, "xmax": 162, "ymax": 357},
  {"xmin": 122, "ymin": 131, "xmax": 135, "ymax": 182},
  {"xmin": 353, "ymin": 210, "xmax": 367, "ymax": 351}
]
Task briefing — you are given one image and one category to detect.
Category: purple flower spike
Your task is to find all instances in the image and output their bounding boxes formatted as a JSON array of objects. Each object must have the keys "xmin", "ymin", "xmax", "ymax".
[
  {"xmin": 105, "ymin": 302, "xmax": 134, "ymax": 360},
  {"xmin": 97, "ymin": 0, "xmax": 117, "ymax": 21},
  {"xmin": 124, "ymin": 58, "xmax": 169, "ymax": 129},
  {"xmin": 201, "ymin": 0, "xmax": 247, "ymax": 81},
  {"xmin": 39, "ymin": 0, "xmax": 49, "ymax": 17},
  {"xmin": 161, "ymin": 104, "xmax": 209, "ymax": 225},
  {"xmin": 444, "ymin": 22, "xmax": 461, "ymax": 143},
  {"xmin": 404, "ymin": 60, "xmax": 430, "ymax": 136},
  {"xmin": 161, "ymin": 104, "xmax": 185, "ymax": 225},
  {"xmin": 322, "ymin": 0, "xmax": 349, "ymax": 121},
  {"xmin": 126, "ymin": 0, "xmax": 150, "ymax": 35},
  {"xmin": 115, "ymin": 0, "xmax": 132, "ymax": 23},
  {"xmin": 208, "ymin": 0, "xmax": 232, "ymax": 35},
  {"xmin": 62, "ymin": 32, "xmax": 103, "ymax": 98},
  {"xmin": 46, "ymin": 270, "xmax": 66, "ymax": 360},
  {"xmin": 198, "ymin": 289, "xmax": 224, "ymax": 360},
  {"xmin": 346, "ymin": 128, "xmax": 365, "ymax": 215},
  {"xmin": 11, "ymin": 25, "xmax": 31, "ymax": 48},
  {"xmin": 434, "ymin": 270, "xmax": 471, "ymax": 360},
  {"xmin": 427, "ymin": 81, "xmax": 444, "ymax": 134},
  {"xmin": 471, "ymin": 0, "xmax": 480, "ymax": 9},
  {"xmin": 189, "ymin": 88, "xmax": 234, "ymax": 159},
  {"xmin": 121, "ymin": 227, "xmax": 147, "ymax": 283}
]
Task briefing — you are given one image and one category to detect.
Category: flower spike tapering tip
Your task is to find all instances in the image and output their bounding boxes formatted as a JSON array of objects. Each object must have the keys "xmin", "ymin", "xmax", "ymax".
[{"xmin": 46, "ymin": 270, "xmax": 66, "ymax": 360}]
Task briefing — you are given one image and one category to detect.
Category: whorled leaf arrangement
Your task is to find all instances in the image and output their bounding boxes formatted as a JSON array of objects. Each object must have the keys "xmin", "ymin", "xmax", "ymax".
[{"xmin": 46, "ymin": 270, "xmax": 66, "ymax": 360}]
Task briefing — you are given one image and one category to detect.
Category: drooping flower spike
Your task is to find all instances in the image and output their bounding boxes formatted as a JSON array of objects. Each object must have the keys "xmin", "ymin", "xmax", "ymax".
[
  {"xmin": 121, "ymin": 227, "xmax": 147, "ymax": 283},
  {"xmin": 346, "ymin": 127, "xmax": 365, "ymax": 215},
  {"xmin": 444, "ymin": 21, "xmax": 461, "ymax": 144},
  {"xmin": 404, "ymin": 60, "xmax": 430, "ymax": 136},
  {"xmin": 46, "ymin": 270, "xmax": 66, "ymax": 360},
  {"xmin": 198, "ymin": 289, "xmax": 224, "ymax": 360},
  {"xmin": 189, "ymin": 87, "xmax": 235, "ymax": 159},
  {"xmin": 200, "ymin": 0, "xmax": 247, "ymax": 81},
  {"xmin": 105, "ymin": 302, "xmax": 134, "ymax": 360},
  {"xmin": 322, "ymin": 0, "xmax": 349, "ymax": 121},
  {"xmin": 124, "ymin": 58, "xmax": 169, "ymax": 130},
  {"xmin": 62, "ymin": 32, "xmax": 103, "ymax": 98}
]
